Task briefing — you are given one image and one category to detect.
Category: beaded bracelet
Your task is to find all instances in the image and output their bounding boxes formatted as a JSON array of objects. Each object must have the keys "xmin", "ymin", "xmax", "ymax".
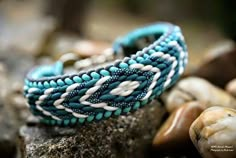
[{"xmin": 24, "ymin": 23, "xmax": 188, "ymax": 126}]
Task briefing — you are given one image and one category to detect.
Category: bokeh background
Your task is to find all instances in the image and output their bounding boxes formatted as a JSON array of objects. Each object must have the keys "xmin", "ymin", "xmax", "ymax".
[{"xmin": 0, "ymin": 0, "xmax": 235, "ymax": 68}]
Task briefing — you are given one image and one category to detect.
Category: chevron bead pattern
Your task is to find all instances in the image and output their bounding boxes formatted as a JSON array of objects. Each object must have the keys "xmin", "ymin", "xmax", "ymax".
[{"xmin": 24, "ymin": 23, "xmax": 188, "ymax": 126}]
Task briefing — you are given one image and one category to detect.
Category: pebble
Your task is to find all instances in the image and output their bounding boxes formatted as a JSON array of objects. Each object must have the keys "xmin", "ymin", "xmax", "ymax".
[
  {"xmin": 73, "ymin": 40, "xmax": 110, "ymax": 57},
  {"xmin": 226, "ymin": 78, "xmax": 236, "ymax": 98},
  {"xmin": 193, "ymin": 44, "xmax": 236, "ymax": 88},
  {"xmin": 153, "ymin": 102, "xmax": 204, "ymax": 152},
  {"xmin": 189, "ymin": 106, "xmax": 236, "ymax": 158},
  {"xmin": 166, "ymin": 77, "xmax": 236, "ymax": 113}
]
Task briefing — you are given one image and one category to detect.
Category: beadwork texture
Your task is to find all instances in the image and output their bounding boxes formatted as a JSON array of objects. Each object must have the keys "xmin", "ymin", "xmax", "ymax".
[{"xmin": 24, "ymin": 23, "xmax": 188, "ymax": 126}]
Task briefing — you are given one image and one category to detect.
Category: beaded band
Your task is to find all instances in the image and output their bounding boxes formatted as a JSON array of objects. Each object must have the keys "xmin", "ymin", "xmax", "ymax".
[{"xmin": 24, "ymin": 23, "xmax": 188, "ymax": 126}]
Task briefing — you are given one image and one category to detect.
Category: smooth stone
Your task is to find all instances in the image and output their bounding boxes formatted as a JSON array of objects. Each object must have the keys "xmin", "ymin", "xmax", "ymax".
[
  {"xmin": 189, "ymin": 106, "xmax": 236, "ymax": 158},
  {"xmin": 193, "ymin": 44, "xmax": 236, "ymax": 88},
  {"xmin": 18, "ymin": 100, "xmax": 166, "ymax": 158},
  {"xmin": 226, "ymin": 78, "xmax": 236, "ymax": 98},
  {"xmin": 153, "ymin": 102, "xmax": 204, "ymax": 152},
  {"xmin": 165, "ymin": 77, "xmax": 236, "ymax": 113},
  {"xmin": 48, "ymin": 35, "xmax": 111, "ymax": 61}
]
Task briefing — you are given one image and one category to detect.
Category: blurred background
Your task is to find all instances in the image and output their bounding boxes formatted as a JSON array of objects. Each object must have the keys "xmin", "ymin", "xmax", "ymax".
[{"xmin": 0, "ymin": 0, "xmax": 235, "ymax": 68}]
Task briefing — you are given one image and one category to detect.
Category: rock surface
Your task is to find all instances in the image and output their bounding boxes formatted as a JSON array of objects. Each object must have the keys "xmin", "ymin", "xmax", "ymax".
[
  {"xmin": 19, "ymin": 100, "xmax": 166, "ymax": 158},
  {"xmin": 165, "ymin": 77, "xmax": 236, "ymax": 113},
  {"xmin": 190, "ymin": 106, "xmax": 236, "ymax": 158}
]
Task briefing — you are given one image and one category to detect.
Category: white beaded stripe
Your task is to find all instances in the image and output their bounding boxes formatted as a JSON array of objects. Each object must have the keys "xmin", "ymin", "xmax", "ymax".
[
  {"xmin": 142, "ymin": 72, "xmax": 161, "ymax": 100},
  {"xmin": 129, "ymin": 63, "xmax": 162, "ymax": 100},
  {"xmin": 36, "ymin": 105, "xmax": 61, "ymax": 120},
  {"xmin": 50, "ymin": 83, "xmax": 88, "ymax": 118},
  {"xmin": 79, "ymin": 76, "xmax": 118, "ymax": 111},
  {"xmin": 168, "ymin": 41, "xmax": 186, "ymax": 75},
  {"xmin": 28, "ymin": 87, "xmax": 40, "ymax": 93},
  {"xmin": 130, "ymin": 64, "xmax": 160, "ymax": 73},
  {"xmin": 29, "ymin": 87, "xmax": 62, "ymax": 120},
  {"xmin": 110, "ymin": 81, "xmax": 140, "ymax": 96}
]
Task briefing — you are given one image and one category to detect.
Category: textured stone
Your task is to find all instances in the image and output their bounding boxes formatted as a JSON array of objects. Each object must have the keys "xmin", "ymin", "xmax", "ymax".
[
  {"xmin": 165, "ymin": 77, "xmax": 236, "ymax": 113},
  {"xmin": 193, "ymin": 44, "xmax": 236, "ymax": 88},
  {"xmin": 153, "ymin": 102, "xmax": 204, "ymax": 152},
  {"xmin": 190, "ymin": 106, "xmax": 236, "ymax": 158},
  {"xmin": 226, "ymin": 78, "xmax": 236, "ymax": 98},
  {"xmin": 19, "ymin": 100, "xmax": 166, "ymax": 158}
]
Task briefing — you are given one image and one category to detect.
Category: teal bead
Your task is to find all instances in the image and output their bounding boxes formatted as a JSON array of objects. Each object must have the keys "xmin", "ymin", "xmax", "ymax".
[
  {"xmin": 79, "ymin": 118, "xmax": 85, "ymax": 124},
  {"xmin": 90, "ymin": 72, "xmax": 100, "ymax": 79},
  {"xmin": 57, "ymin": 79, "xmax": 65, "ymax": 86},
  {"xmin": 136, "ymin": 57, "xmax": 144, "ymax": 62},
  {"xmin": 155, "ymin": 46, "xmax": 161, "ymax": 51},
  {"xmin": 56, "ymin": 120, "xmax": 62, "ymax": 125},
  {"xmin": 133, "ymin": 101, "xmax": 140, "ymax": 110},
  {"xmin": 104, "ymin": 111, "xmax": 112, "ymax": 118},
  {"xmin": 63, "ymin": 119, "xmax": 70, "ymax": 126},
  {"xmin": 33, "ymin": 82, "xmax": 37, "ymax": 87},
  {"xmin": 87, "ymin": 115, "xmax": 94, "ymax": 122},
  {"xmin": 114, "ymin": 108, "xmax": 122, "ymax": 116},
  {"xmin": 65, "ymin": 78, "xmax": 73, "ymax": 85},
  {"xmin": 50, "ymin": 120, "xmax": 56, "ymax": 125},
  {"xmin": 119, "ymin": 62, "xmax": 128, "ymax": 68},
  {"xmin": 73, "ymin": 76, "xmax": 82, "ymax": 83},
  {"xmin": 148, "ymin": 49, "xmax": 155, "ymax": 54},
  {"xmin": 24, "ymin": 79, "xmax": 29, "ymax": 85},
  {"xmin": 43, "ymin": 81, "xmax": 50, "ymax": 88},
  {"xmin": 141, "ymin": 99, "xmax": 148, "ymax": 106},
  {"xmin": 37, "ymin": 82, "xmax": 43, "ymax": 88},
  {"xmin": 109, "ymin": 66, "xmax": 119, "ymax": 72},
  {"xmin": 42, "ymin": 119, "xmax": 50, "ymax": 125},
  {"xmin": 29, "ymin": 82, "xmax": 33, "ymax": 87},
  {"xmin": 123, "ymin": 107, "xmax": 131, "ymax": 113},
  {"xmin": 150, "ymin": 95, "xmax": 155, "ymax": 100},
  {"xmin": 143, "ymin": 54, "xmax": 149, "ymax": 58},
  {"xmin": 128, "ymin": 59, "xmax": 137, "ymax": 65},
  {"xmin": 95, "ymin": 113, "xmax": 103, "ymax": 120},
  {"xmin": 82, "ymin": 74, "xmax": 91, "ymax": 81},
  {"xmin": 100, "ymin": 70, "xmax": 110, "ymax": 76},
  {"xmin": 160, "ymin": 41, "xmax": 166, "ymax": 46},
  {"xmin": 70, "ymin": 118, "xmax": 77, "ymax": 124},
  {"xmin": 50, "ymin": 80, "xmax": 57, "ymax": 87}
]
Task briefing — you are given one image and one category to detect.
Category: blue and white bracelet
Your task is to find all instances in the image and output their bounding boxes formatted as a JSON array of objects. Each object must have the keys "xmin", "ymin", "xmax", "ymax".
[{"xmin": 24, "ymin": 23, "xmax": 188, "ymax": 126}]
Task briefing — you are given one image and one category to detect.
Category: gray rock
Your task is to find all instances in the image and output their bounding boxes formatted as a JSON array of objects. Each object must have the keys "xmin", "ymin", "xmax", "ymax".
[{"xmin": 19, "ymin": 100, "xmax": 166, "ymax": 158}]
